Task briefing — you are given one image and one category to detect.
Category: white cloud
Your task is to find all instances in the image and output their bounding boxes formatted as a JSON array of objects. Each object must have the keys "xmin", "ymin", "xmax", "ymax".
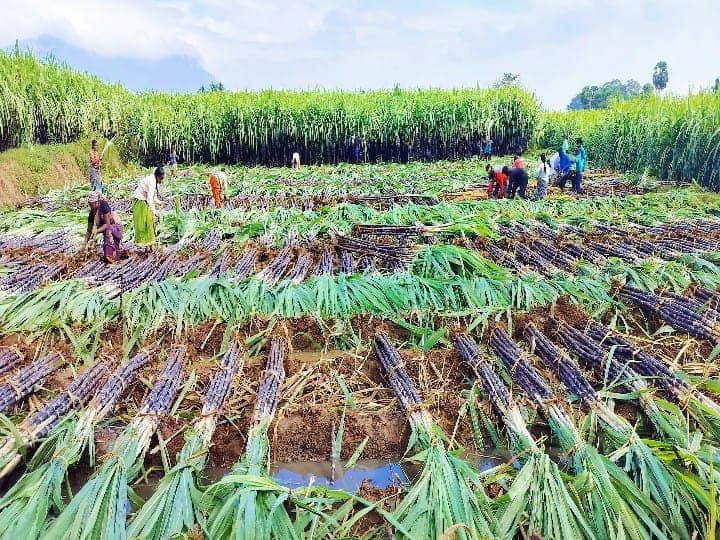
[{"xmin": 1, "ymin": 0, "xmax": 719, "ymax": 109}]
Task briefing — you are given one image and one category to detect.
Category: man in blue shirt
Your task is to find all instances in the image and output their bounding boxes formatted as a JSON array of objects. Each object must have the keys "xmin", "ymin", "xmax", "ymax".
[{"xmin": 573, "ymin": 138, "xmax": 587, "ymax": 194}]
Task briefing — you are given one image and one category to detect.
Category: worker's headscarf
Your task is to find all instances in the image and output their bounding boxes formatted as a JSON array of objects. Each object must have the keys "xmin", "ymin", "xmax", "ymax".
[{"xmin": 88, "ymin": 190, "xmax": 101, "ymax": 204}]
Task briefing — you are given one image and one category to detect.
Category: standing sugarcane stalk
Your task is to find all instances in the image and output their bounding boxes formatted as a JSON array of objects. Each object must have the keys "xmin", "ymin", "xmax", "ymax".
[
  {"xmin": 375, "ymin": 333, "xmax": 495, "ymax": 540},
  {"xmin": 0, "ymin": 350, "xmax": 150, "ymax": 540},
  {"xmin": 455, "ymin": 333, "xmax": 594, "ymax": 540},
  {"xmin": 524, "ymin": 323, "xmax": 704, "ymax": 539},
  {"xmin": 0, "ymin": 362, "xmax": 108, "ymax": 479},
  {"xmin": 488, "ymin": 327, "xmax": 668, "ymax": 540},
  {"xmin": 0, "ymin": 352, "xmax": 64, "ymax": 413},
  {"xmin": 128, "ymin": 342, "xmax": 244, "ymax": 540},
  {"xmin": 45, "ymin": 347, "xmax": 185, "ymax": 540}
]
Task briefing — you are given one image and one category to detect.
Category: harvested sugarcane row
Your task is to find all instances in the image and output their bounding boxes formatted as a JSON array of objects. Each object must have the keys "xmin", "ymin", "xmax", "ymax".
[
  {"xmin": 665, "ymin": 290, "xmax": 720, "ymax": 321},
  {"xmin": 284, "ymin": 231, "xmax": 300, "ymax": 248},
  {"xmin": 620, "ymin": 285, "xmax": 720, "ymax": 344},
  {"xmin": 524, "ymin": 323, "xmax": 598, "ymax": 408},
  {"xmin": 560, "ymin": 241, "xmax": 605, "ymax": 264},
  {"xmin": 254, "ymin": 339, "xmax": 286, "ymax": 422},
  {"xmin": 0, "ymin": 352, "xmax": 63, "ymax": 413},
  {"xmin": 314, "ymin": 246, "xmax": 334, "ymax": 276},
  {"xmin": 353, "ymin": 223, "xmax": 427, "ymax": 237},
  {"xmin": 496, "ymin": 224, "xmax": 520, "ymax": 239},
  {"xmin": 483, "ymin": 242, "xmax": 526, "ymax": 273},
  {"xmin": 93, "ymin": 350, "xmax": 151, "ymax": 417},
  {"xmin": 256, "ymin": 246, "xmax": 294, "ymax": 286},
  {"xmin": 489, "ymin": 327, "xmax": 553, "ymax": 401},
  {"xmin": 690, "ymin": 285, "xmax": 720, "ymax": 312},
  {"xmin": 0, "ymin": 348, "xmax": 22, "ymax": 377},
  {"xmin": 358, "ymin": 255, "xmax": 377, "ymax": 273},
  {"xmin": 532, "ymin": 221, "xmax": 559, "ymax": 241},
  {"xmin": 334, "ymin": 233, "xmax": 415, "ymax": 263},
  {"xmin": 530, "ymin": 239, "xmax": 577, "ymax": 270},
  {"xmin": 209, "ymin": 250, "xmax": 231, "ymax": 278},
  {"xmin": 0, "ymin": 361, "xmax": 108, "ymax": 479},
  {"xmin": 45, "ymin": 347, "xmax": 186, "ymax": 539},
  {"xmin": 202, "ymin": 228, "xmax": 223, "ymax": 252},
  {"xmin": 286, "ymin": 253, "xmax": 313, "ymax": 283},
  {"xmin": 374, "ymin": 333, "xmax": 423, "ymax": 413},
  {"xmin": 455, "ymin": 334, "xmax": 512, "ymax": 413},
  {"xmin": 204, "ymin": 342, "xmax": 243, "ymax": 415},
  {"xmin": 587, "ymin": 241, "xmax": 641, "ymax": 263},
  {"xmin": 148, "ymin": 253, "xmax": 180, "ymax": 282},
  {"xmin": 340, "ymin": 250, "xmax": 355, "ymax": 274},
  {"xmin": 234, "ymin": 247, "xmax": 258, "ymax": 279},
  {"xmin": 510, "ymin": 242, "xmax": 557, "ymax": 276}
]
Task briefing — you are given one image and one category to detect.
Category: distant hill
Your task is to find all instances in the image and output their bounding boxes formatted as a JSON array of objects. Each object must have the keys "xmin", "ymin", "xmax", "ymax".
[{"xmin": 12, "ymin": 35, "xmax": 217, "ymax": 93}]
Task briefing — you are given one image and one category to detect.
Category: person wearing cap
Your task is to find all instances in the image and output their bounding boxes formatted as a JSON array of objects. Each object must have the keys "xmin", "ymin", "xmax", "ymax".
[
  {"xmin": 209, "ymin": 170, "xmax": 229, "ymax": 208},
  {"xmin": 84, "ymin": 190, "xmax": 124, "ymax": 263},
  {"xmin": 132, "ymin": 167, "xmax": 165, "ymax": 248}
]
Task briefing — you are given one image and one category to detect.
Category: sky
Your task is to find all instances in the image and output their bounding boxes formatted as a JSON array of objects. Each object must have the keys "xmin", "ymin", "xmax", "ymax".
[{"xmin": 2, "ymin": 0, "xmax": 719, "ymax": 109}]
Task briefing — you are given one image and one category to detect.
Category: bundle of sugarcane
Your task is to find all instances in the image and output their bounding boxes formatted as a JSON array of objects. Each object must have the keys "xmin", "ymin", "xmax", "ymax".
[
  {"xmin": 352, "ymin": 222, "xmax": 447, "ymax": 238},
  {"xmin": 530, "ymin": 239, "xmax": 577, "ymax": 270},
  {"xmin": 0, "ymin": 352, "xmax": 63, "ymax": 413},
  {"xmin": 0, "ymin": 351, "xmax": 150, "ymax": 540},
  {"xmin": 333, "ymin": 232, "xmax": 415, "ymax": 263},
  {"xmin": 690, "ymin": 285, "xmax": 720, "ymax": 312},
  {"xmin": 483, "ymin": 242, "xmax": 527, "ymax": 273},
  {"xmin": 375, "ymin": 333, "xmax": 495, "ymax": 539},
  {"xmin": 0, "ymin": 362, "xmax": 107, "ymax": 479},
  {"xmin": 455, "ymin": 334, "xmax": 593, "ymax": 539},
  {"xmin": 620, "ymin": 285, "xmax": 719, "ymax": 344},
  {"xmin": 284, "ymin": 231, "xmax": 299, "ymax": 248},
  {"xmin": 46, "ymin": 346, "xmax": 185, "ymax": 539},
  {"xmin": 630, "ymin": 239, "xmax": 679, "ymax": 260},
  {"xmin": 665, "ymin": 290, "xmax": 720, "ymax": 321},
  {"xmin": 561, "ymin": 241, "xmax": 605, "ymax": 264},
  {"xmin": 488, "ymin": 327, "xmax": 666, "ymax": 540},
  {"xmin": 525, "ymin": 324, "xmax": 706, "ymax": 537},
  {"xmin": 586, "ymin": 320, "xmax": 720, "ymax": 440},
  {"xmin": 588, "ymin": 241, "xmax": 641, "ymax": 263},
  {"xmin": 0, "ymin": 348, "xmax": 21, "ymax": 378},
  {"xmin": 147, "ymin": 252, "xmax": 179, "ymax": 282},
  {"xmin": 233, "ymin": 248, "xmax": 258, "ymax": 279},
  {"xmin": 128, "ymin": 343, "xmax": 244, "ymax": 540},
  {"xmin": 496, "ymin": 224, "xmax": 520, "ymax": 239},
  {"xmin": 314, "ymin": 247, "xmax": 334, "ymax": 276},
  {"xmin": 531, "ymin": 221, "xmax": 558, "ymax": 241},
  {"xmin": 256, "ymin": 246, "xmax": 293, "ymax": 286},
  {"xmin": 340, "ymin": 250, "xmax": 354, "ymax": 274},
  {"xmin": 202, "ymin": 228, "xmax": 222, "ymax": 252},
  {"xmin": 209, "ymin": 250, "xmax": 231, "ymax": 278},
  {"xmin": 357, "ymin": 255, "xmax": 377, "ymax": 273},
  {"xmin": 511, "ymin": 242, "xmax": 557, "ymax": 276},
  {"xmin": 286, "ymin": 253, "xmax": 313, "ymax": 283}
]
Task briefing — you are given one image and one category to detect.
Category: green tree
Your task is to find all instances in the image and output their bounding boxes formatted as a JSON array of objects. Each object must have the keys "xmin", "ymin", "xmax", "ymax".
[
  {"xmin": 652, "ymin": 61, "xmax": 669, "ymax": 91},
  {"xmin": 567, "ymin": 79, "xmax": 643, "ymax": 110},
  {"xmin": 713, "ymin": 78, "xmax": 720, "ymax": 93},
  {"xmin": 642, "ymin": 83, "xmax": 654, "ymax": 96},
  {"xmin": 495, "ymin": 73, "xmax": 521, "ymax": 87}
]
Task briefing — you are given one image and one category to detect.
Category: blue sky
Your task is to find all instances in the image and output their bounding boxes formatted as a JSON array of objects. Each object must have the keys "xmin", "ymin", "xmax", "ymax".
[{"xmin": 2, "ymin": 0, "xmax": 719, "ymax": 109}]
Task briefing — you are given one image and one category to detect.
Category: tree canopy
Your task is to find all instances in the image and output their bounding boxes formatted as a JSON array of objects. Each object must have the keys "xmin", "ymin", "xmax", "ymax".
[
  {"xmin": 567, "ymin": 79, "xmax": 644, "ymax": 110},
  {"xmin": 653, "ymin": 61, "xmax": 669, "ymax": 91}
]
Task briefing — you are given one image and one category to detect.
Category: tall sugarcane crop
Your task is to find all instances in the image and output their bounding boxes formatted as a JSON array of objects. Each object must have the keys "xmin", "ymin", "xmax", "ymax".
[
  {"xmin": 0, "ymin": 352, "xmax": 64, "ymax": 413},
  {"xmin": 0, "ymin": 362, "xmax": 107, "ymax": 479},
  {"xmin": 45, "ymin": 347, "xmax": 185, "ymax": 540},
  {"xmin": 455, "ymin": 333, "xmax": 594, "ymax": 540},
  {"xmin": 128, "ymin": 343, "xmax": 243, "ymax": 540},
  {"xmin": 0, "ymin": 349, "xmax": 21, "ymax": 379},
  {"xmin": 375, "ymin": 333, "xmax": 496, "ymax": 539},
  {"xmin": 523, "ymin": 323, "xmax": 704, "ymax": 539},
  {"xmin": 620, "ymin": 285, "xmax": 720, "ymax": 344},
  {"xmin": 488, "ymin": 327, "xmax": 667, "ymax": 540},
  {"xmin": 333, "ymin": 232, "xmax": 416, "ymax": 263},
  {"xmin": 0, "ymin": 351, "xmax": 150, "ymax": 540}
]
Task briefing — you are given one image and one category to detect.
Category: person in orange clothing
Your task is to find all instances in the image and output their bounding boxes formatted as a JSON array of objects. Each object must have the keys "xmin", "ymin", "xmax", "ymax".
[
  {"xmin": 487, "ymin": 167, "xmax": 508, "ymax": 199},
  {"xmin": 209, "ymin": 170, "xmax": 228, "ymax": 208}
]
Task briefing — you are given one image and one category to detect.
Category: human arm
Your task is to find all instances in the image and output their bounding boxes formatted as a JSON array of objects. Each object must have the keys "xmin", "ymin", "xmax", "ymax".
[{"xmin": 146, "ymin": 178, "xmax": 159, "ymax": 216}]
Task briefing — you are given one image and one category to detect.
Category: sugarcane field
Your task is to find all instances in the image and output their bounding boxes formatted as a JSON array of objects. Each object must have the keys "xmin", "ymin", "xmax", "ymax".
[{"xmin": 2, "ymin": 7, "xmax": 720, "ymax": 538}]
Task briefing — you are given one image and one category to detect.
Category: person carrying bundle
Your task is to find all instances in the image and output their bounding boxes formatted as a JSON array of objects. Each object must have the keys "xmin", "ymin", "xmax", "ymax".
[
  {"xmin": 83, "ymin": 191, "xmax": 125, "ymax": 263},
  {"xmin": 209, "ymin": 170, "xmax": 229, "ymax": 208},
  {"xmin": 487, "ymin": 167, "xmax": 508, "ymax": 199},
  {"xmin": 132, "ymin": 167, "xmax": 165, "ymax": 249},
  {"xmin": 88, "ymin": 140, "xmax": 103, "ymax": 192}
]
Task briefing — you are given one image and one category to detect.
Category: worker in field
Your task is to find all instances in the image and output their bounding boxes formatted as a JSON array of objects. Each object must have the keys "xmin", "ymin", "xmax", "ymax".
[
  {"xmin": 292, "ymin": 152, "xmax": 301, "ymax": 169},
  {"xmin": 512, "ymin": 154, "xmax": 525, "ymax": 169},
  {"xmin": 562, "ymin": 134, "xmax": 569, "ymax": 153},
  {"xmin": 354, "ymin": 135, "xmax": 363, "ymax": 163},
  {"xmin": 487, "ymin": 167, "xmax": 508, "ymax": 198},
  {"xmin": 88, "ymin": 140, "xmax": 103, "ymax": 192},
  {"xmin": 573, "ymin": 138, "xmax": 587, "ymax": 194},
  {"xmin": 132, "ymin": 167, "xmax": 165, "ymax": 250},
  {"xmin": 482, "ymin": 136, "xmax": 493, "ymax": 161},
  {"xmin": 83, "ymin": 191, "xmax": 125, "ymax": 263},
  {"xmin": 534, "ymin": 153, "xmax": 554, "ymax": 200},
  {"xmin": 507, "ymin": 165, "xmax": 529, "ymax": 199},
  {"xmin": 209, "ymin": 170, "xmax": 229, "ymax": 208},
  {"xmin": 167, "ymin": 146, "xmax": 178, "ymax": 176},
  {"xmin": 555, "ymin": 147, "xmax": 574, "ymax": 192}
]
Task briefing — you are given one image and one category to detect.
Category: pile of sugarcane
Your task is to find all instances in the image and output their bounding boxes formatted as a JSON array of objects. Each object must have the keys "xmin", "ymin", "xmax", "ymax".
[
  {"xmin": 256, "ymin": 246, "xmax": 293, "ymax": 285},
  {"xmin": 233, "ymin": 247, "xmax": 258, "ymax": 279},
  {"xmin": 340, "ymin": 250, "xmax": 354, "ymax": 273},
  {"xmin": 128, "ymin": 342, "xmax": 243, "ymax": 539},
  {"xmin": 0, "ymin": 261, "xmax": 65, "ymax": 296},
  {"xmin": 510, "ymin": 242, "xmax": 557, "ymax": 276},
  {"xmin": 0, "ymin": 230, "xmax": 75, "ymax": 255},
  {"xmin": 352, "ymin": 223, "xmax": 443, "ymax": 238},
  {"xmin": 620, "ymin": 284, "xmax": 720, "ymax": 344},
  {"xmin": 530, "ymin": 239, "xmax": 577, "ymax": 270},
  {"xmin": 209, "ymin": 250, "xmax": 230, "ymax": 278},
  {"xmin": 483, "ymin": 242, "xmax": 527, "ymax": 273},
  {"xmin": 560, "ymin": 241, "xmax": 604, "ymax": 264},
  {"xmin": 691, "ymin": 285, "xmax": 720, "ymax": 312},
  {"xmin": 286, "ymin": 253, "xmax": 313, "ymax": 283},
  {"xmin": 0, "ymin": 348, "xmax": 21, "ymax": 377},
  {"xmin": 46, "ymin": 346, "xmax": 185, "ymax": 538},
  {"xmin": 314, "ymin": 247, "xmax": 334, "ymax": 275},
  {"xmin": 202, "ymin": 228, "xmax": 223, "ymax": 252},
  {"xmin": 0, "ymin": 351, "xmax": 150, "ymax": 540},
  {"xmin": 0, "ymin": 361, "xmax": 107, "ymax": 478},
  {"xmin": 334, "ymin": 232, "xmax": 415, "ymax": 264},
  {"xmin": 587, "ymin": 240, "xmax": 641, "ymax": 263},
  {"xmin": 0, "ymin": 352, "xmax": 63, "ymax": 413},
  {"xmin": 455, "ymin": 333, "xmax": 595, "ymax": 539}
]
